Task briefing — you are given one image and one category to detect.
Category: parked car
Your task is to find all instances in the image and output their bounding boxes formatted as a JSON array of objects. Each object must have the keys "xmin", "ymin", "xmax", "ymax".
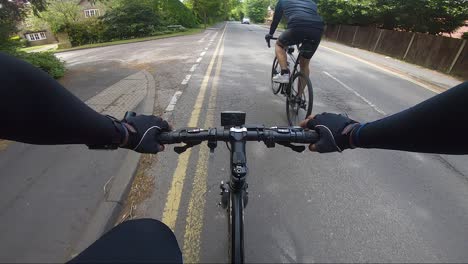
[{"xmin": 242, "ymin": 18, "xmax": 250, "ymax": 24}]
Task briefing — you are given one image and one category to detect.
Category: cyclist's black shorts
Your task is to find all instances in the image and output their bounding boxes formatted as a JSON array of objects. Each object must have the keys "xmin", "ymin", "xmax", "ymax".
[
  {"xmin": 278, "ymin": 27, "xmax": 323, "ymax": 59},
  {"xmin": 68, "ymin": 219, "xmax": 182, "ymax": 263}
]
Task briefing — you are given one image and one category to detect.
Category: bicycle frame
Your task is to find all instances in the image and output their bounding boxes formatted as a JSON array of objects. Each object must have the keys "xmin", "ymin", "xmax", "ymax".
[
  {"xmin": 157, "ymin": 111, "xmax": 319, "ymax": 264},
  {"xmin": 283, "ymin": 46, "xmax": 305, "ymax": 95}
]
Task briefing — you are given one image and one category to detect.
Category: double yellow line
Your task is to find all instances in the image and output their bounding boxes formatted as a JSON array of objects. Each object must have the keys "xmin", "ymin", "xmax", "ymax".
[{"xmin": 161, "ymin": 25, "xmax": 227, "ymax": 263}]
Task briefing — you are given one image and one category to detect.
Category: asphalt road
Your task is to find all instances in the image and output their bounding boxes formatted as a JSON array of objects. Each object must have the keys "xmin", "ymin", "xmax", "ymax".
[{"xmin": 134, "ymin": 22, "xmax": 468, "ymax": 263}]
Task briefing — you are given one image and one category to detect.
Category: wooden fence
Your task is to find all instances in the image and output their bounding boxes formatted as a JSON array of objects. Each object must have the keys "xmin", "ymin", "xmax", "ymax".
[{"xmin": 324, "ymin": 25, "xmax": 467, "ymax": 80}]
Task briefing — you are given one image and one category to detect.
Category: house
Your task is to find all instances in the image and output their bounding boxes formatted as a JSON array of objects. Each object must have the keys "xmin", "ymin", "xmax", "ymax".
[{"xmin": 19, "ymin": 0, "xmax": 107, "ymax": 46}]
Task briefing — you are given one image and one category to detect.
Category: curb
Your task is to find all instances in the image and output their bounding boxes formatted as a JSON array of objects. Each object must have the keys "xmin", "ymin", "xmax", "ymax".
[
  {"xmin": 70, "ymin": 70, "xmax": 155, "ymax": 258},
  {"xmin": 54, "ymin": 30, "xmax": 204, "ymax": 54}
]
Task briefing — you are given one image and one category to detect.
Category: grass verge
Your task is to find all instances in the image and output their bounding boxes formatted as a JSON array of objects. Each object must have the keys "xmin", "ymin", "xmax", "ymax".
[
  {"xmin": 55, "ymin": 28, "xmax": 204, "ymax": 53},
  {"xmin": 20, "ymin": 44, "xmax": 57, "ymax": 53}
]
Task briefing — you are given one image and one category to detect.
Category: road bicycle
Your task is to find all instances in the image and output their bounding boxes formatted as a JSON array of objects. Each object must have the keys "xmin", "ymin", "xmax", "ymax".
[
  {"xmin": 267, "ymin": 37, "xmax": 314, "ymax": 126},
  {"xmin": 159, "ymin": 111, "xmax": 318, "ymax": 263}
]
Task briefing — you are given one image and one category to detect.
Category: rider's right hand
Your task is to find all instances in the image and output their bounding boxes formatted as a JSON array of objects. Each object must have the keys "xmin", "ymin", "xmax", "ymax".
[
  {"xmin": 300, "ymin": 113, "xmax": 361, "ymax": 153},
  {"xmin": 120, "ymin": 114, "xmax": 171, "ymax": 154}
]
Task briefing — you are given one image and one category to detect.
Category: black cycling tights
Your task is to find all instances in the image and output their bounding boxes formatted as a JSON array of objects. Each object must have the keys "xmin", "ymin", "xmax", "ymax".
[{"xmin": 68, "ymin": 219, "xmax": 182, "ymax": 263}]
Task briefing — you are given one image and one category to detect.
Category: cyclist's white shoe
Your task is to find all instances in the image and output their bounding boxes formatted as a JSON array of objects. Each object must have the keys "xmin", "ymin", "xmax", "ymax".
[{"xmin": 272, "ymin": 73, "xmax": 289, "ymax": 84}]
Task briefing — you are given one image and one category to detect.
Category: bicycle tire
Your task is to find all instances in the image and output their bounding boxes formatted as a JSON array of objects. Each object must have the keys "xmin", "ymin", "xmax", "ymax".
[
  {"xmin": 228, "ymin": 190, "xmax": 244, "ymax": 264},
  {"xmin": 286, "ymin": 72, "xmax": 313, "ymax": 126},
  {"xmin": 271, "ymin": 57, "xmax": 282, "ymax": 95}
]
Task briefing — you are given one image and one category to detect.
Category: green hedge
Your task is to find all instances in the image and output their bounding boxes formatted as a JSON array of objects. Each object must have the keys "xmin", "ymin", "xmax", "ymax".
[
  {"xmin": 19, "ymin": 51, "xmax": 66, "ymax": 79},
  {"xmin": 68, "ymin": 18, "xmax": 105, "ymax": 46}
]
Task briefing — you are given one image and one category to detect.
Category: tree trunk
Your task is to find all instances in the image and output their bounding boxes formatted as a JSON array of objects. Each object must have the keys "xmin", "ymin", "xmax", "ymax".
[{"xmin": 204, "ymin": 11, "xmax": 207, "ymax": 29}]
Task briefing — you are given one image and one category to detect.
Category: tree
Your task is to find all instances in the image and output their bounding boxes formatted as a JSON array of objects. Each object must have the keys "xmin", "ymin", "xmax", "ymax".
[
  {"xmin": 244, "ymin": 0, "xmax": 269, "ymax": 23},
  {"xmin": 0, "ymin": 0, "xmax": 47, "ymax": 49},
  {"xmin": 39, "ymin": 0, "xmax": 81, "ymax": 33},
  {"xmin": 318, "ymin": 0, "xmax": 468, "ymax": 35},
  {"xmin": 152, "ymin": 0, "xmax": 199, "ymax": 27},
  {"xmin": 186, "ymin": 0, "xmax": 223, "ymax": 27}
]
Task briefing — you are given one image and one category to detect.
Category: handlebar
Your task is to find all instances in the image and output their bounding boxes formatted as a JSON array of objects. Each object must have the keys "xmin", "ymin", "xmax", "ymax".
[
  {"xmin": 158, "ymin": 126, "xmax": 319, "ymax": 154},
  {"xmin": 267, "ymin": 37, "xmax": 278, "ymax": 48}
]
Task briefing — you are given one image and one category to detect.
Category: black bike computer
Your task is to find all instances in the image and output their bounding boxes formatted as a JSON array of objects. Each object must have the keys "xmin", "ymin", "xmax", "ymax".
[{"xmin": 221, "ymin": 111, "xmax": 246, "ymax": 127}]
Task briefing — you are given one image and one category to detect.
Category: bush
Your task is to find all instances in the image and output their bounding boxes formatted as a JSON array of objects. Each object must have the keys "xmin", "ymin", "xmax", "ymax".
[
  {"xmin": 463, "ymin": 32, "xmax": 468, "ymax": 40},
  {"xmin": 68, "ymin": 18, "xmax": 106, "ymax": 46},
  {"xmin": 100, "ymin": 2, "xmax": 162, "ymax": 40},
  {"xmin": 19, "ymin": 52, "xmax": 66, "ymax": 79}
]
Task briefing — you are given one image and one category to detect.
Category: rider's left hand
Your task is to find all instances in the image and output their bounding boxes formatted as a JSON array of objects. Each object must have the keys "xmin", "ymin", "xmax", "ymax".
[
  {"xmin": 120, "ymin": 114, "xmax": 171, "ymax": 154},
  {"xmin": 265, "ymin": 33, "xmax": 273, "ymax": 41}
]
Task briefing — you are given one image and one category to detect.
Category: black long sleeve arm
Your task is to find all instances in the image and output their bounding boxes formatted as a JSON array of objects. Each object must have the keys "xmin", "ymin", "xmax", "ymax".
[
  {"xmin": 357, "ymin": 82, "xmax": 468, "ymax": 154},
  {"xmin": 269, "ymin": 0, "xmax": 283, "ymax": 35},
  {"xmin": 0, "ymin": 52, "xmax": 122, "ymax": 146}
]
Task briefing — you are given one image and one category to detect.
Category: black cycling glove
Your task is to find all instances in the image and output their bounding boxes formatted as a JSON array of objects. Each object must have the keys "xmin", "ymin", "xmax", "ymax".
[
  {"xmin": 121, "ymin": 114, "xmax": 171, "ymax": 154},
  {"xmin": 303, "ymin": 113, "xmax": 360, "ymax": 153}
]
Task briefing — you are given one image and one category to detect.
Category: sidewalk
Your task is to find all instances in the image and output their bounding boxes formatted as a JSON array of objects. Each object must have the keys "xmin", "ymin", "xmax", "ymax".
[{"xmin": 320, "ymin": 40, "xmax": 463, "ymax": 91}]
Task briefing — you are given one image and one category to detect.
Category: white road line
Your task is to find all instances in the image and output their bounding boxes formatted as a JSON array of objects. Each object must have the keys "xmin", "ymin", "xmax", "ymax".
[
  {"xmin": 321, "ymin": 45, "xmax": 442, "ymax": 94},
  {"xmin": 181, "ymin": 74, "xmax": 192, "ymax": 85},
  {"xmin": 189, "ymin": 64, "xmax": 198, "ymax": 72},
  {"xmin": 165, "ymin": 91, "xmax": 183, "ymax": 112},
  {"xmin": 209, "ymin": 32, "xmax": 218, "ymax": 41},
  {"xmin": 197, "ymin": 33, "xmax": 210, "ymax": 43},
  {"xmin": 323, "ymin": 71, "xmax": 387, "ymax": 115},
  {"xmin": 200, "ymin": 51, "xmax": 206, "ymax": 56},
  {"xmin": 204, "ymin": 47, "xmax": 208, "ymax": 50},
  {"xmin": 196, "ymin": 57, "xmax": 202, "ymax": 63}
]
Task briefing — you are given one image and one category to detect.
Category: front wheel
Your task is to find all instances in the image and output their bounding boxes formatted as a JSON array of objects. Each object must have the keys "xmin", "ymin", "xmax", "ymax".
[
  {"xmin": 228, "ymin": 190, "xmax": 245, "ymax": 264},
  {"xmin": 286, "ymin": 72, "xmax": 313, "ymax": 126}
]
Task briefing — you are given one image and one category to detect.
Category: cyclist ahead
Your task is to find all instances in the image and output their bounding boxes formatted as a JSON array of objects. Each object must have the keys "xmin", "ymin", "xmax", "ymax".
[{"xmin": 265, "ymin": 0, "xmax": 324, "ymax": 84}]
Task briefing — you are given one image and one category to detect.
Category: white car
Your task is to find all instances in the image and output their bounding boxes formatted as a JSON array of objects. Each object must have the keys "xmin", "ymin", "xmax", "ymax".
[{"xmin": 242, "ymin": 18, "xmax": 250, "ymax": 24}]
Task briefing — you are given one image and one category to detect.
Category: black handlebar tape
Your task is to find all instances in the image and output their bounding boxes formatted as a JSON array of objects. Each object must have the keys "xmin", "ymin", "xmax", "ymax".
[{"xmin": 158, "ymin": 128, "xmax": 319, "ymax": 145}]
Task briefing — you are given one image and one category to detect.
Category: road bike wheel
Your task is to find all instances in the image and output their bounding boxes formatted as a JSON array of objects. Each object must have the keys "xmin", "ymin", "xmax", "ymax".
[
  {"xmin": 228, "ymin": 190, "xmax": 245, "ymax": 264},
  {"xmin": 271, "ymin": 57, "xmax": 282, "ymax": 95},
  {"xmin": 286, "ymin": 72, "xmax": 313, "ymax": 126}
]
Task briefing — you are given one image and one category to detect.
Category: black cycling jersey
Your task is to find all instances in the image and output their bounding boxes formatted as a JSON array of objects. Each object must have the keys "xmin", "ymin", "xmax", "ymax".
[
  {"xmin": 0, "ymin": 52, "xmax": 121, "ymax": 146},
  {"xmin": 357, "ymin": 81, "xmax": 468, "ymax": 155},
  {"xmin": 269, "ymin": 0, "xmax": 324, "ymax": 35}
]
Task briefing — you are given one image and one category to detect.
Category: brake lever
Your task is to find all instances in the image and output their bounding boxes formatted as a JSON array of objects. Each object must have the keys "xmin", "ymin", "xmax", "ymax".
[
  {"xmin": 276, "ymin": 142, "xmax": 306, "ymax": 153},
  {"xmin": 174, "ymin": 141, "xmax": 202, "ymax": 154}
]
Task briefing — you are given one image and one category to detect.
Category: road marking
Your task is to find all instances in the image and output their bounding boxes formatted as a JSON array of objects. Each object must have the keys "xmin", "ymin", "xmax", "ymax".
[
  {"xmin": 196, "ymin": 57, "xmax": 202, "ymax": 63},
  {"xmin": 181, "ymin": 74, "xmax": 192, "ymax": 85},
  {"xmin": 182, "ymin": 31, "xmax": 225, "ymax": 264},
  {"xmin": 165, "ymin": 91, "xmax": 183, "ymax": 112},
  {"xmin": 323, "ymin": 71, "xmax": 387, "ymax": 115},
  {"xmin": 200, "ymin": 51, "xmax": 206, "ymax": 56},
  {"xmin": 161, "ymin": 25, "xmax": 226, "ymax": 231},
  {"xmin": 320, "ymin": 45, "xmax": 442, "ymax": 94},
  {"xmin": 204, "ymin": 47, "xmax": 208, "ymax": 50},
  {"xmin": 189, "ymin": 64, "xmax": 198, "ymax": 72},
  {"xmin": 198, "ymin": 32, "xmax": 210, "ymax": 43}
]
